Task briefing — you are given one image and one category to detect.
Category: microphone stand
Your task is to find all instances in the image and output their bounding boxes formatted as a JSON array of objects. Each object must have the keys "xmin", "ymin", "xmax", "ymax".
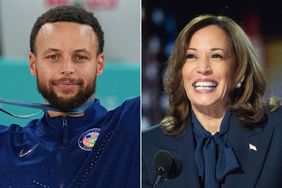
[
  {"xmin": 152, "ymin": 167, "xmax": 165, "ymax": 188},
  {"xmin": 152, "ymin": 174, "xmax": 162, "ymax": 188}
]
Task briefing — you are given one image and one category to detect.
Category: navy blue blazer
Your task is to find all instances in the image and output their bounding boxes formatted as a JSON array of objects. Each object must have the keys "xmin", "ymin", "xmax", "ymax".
[{"xmin": 142, "ymin": 107, "xmax": 282, "ymax": 188}]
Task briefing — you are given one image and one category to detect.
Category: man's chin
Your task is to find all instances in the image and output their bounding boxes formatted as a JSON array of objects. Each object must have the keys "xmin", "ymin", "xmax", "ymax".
[
  {"xmin": 54, "ymin": 92, "xmax": 79, "ymax": 100},
  {"xmin": 45, "ymin": 95, "xmax": 81, "ymax": 109},
  {"xmin": 39, "ymin": 82, "xmax": 95, "ymax": 112},
  {"xmin": 54, "ymin": 89, "xmax": 79, "ymax": 96},
  {"xmin": 56, "ymin": 97, "xmax": 78, "ymax": 105},
  {"xmin": 51, "ymin": 100, "xmax": 82, "ymax": 112}
]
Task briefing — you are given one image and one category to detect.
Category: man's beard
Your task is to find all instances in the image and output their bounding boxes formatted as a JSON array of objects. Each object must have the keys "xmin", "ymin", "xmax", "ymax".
[{"xmin": 37, "ymin": 77, "xmax": 96, "ymax": 112}]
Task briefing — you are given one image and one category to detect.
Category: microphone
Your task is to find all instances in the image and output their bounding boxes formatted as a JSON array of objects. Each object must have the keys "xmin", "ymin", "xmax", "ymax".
[{"xmin": 152, "ymin": 150, "xmax": 182, "ymax": 188}]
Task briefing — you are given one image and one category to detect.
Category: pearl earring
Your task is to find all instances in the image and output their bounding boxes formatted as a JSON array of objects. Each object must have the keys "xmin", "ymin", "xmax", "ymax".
[{"xmin": 236, "ymin": 82, "xmax": 242, "ymax": 89}]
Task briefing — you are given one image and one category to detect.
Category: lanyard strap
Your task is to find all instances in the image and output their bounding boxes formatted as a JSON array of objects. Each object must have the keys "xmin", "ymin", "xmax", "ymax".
[{"xmin": 0, "ymin": 98, "xmax": 94, "ymax": 119}]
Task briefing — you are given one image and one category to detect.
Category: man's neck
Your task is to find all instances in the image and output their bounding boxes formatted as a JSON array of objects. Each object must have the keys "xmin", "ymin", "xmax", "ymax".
[{"xmin": 47, "ymin": 110, "xmax": 85, "ymax": 118}]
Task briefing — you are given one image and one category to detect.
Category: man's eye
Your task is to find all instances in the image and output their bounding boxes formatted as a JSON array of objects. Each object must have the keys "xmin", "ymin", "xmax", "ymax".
[
  {"xmin": 47, "ymin": 55, "xmax": 60, "ymax": 61},
  {"xmin": 74, "ymin": 55, "xmax": 88, "ymax": 61}
]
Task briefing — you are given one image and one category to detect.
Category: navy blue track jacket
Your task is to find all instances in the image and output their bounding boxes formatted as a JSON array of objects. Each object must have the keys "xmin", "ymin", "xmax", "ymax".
[{"xmin": 0, "ymin": 97, "xmax": 140, "ymax": 188}]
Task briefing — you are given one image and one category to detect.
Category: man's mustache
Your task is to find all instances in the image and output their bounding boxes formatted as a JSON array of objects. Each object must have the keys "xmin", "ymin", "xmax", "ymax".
[{"xmin": 51, "ymin": 78, "xmax": 84, "ymax": 85}]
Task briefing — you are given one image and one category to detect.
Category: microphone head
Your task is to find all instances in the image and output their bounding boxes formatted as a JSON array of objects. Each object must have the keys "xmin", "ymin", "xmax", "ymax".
[
  {"xmin": 168, "ymin": 157, "xmax": 182, "ymax": 179},
  {"xmin": 153, "ymin": 150, "xmax": 182, "ymax": 179},
  {"xmin": 154, "ymin": 150, "xmax": 173, "ymax": 176}
]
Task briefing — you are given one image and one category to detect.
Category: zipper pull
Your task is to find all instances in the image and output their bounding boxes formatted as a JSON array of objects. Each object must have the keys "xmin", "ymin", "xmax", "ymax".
[{"xmin": 62, "ymin": 117, "xmax": 68, "ymax": 147}]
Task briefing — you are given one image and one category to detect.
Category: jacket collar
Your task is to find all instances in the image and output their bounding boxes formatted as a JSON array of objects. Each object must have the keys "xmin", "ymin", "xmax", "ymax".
[
  {"xmin": 159, "ymin": 120, "xmax": 201, "ymax": 188},
  {"xmin": 222, "ymin": 113, "xmax": 275, "ymax": 188},
  {"xmin": 180, "ymin": 121, "xmax": 201, "ymax": 188},
  {"xmin": 34, "ymin": 99, "xmax": 107, "ymax": 146},
  {"xmin": 171, "ymin": 112, "xmax": 274, "ymax": 188}
]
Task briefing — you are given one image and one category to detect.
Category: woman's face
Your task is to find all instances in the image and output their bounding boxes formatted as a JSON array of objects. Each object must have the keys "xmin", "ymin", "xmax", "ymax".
[{"xmin": 182, "ymin": 25, "xmax": 233, "ymax": 113}]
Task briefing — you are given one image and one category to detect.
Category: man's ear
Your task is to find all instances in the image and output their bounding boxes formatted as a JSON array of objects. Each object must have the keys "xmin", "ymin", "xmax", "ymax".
[
  {"xmin": 96, "ymin": 53, "xmax": 105, "ymax": 76},
  {"xmin": 29, "ymin": 52, "xmax": 37, "ymax": 76}
]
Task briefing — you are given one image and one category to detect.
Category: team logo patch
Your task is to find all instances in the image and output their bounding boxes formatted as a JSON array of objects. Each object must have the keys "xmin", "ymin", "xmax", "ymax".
[{"xmin": 78, "ymin": 128, "xmax": 100, "ymax": 151}]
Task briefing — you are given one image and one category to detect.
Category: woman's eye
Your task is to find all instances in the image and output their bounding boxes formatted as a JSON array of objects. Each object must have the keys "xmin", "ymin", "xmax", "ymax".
[
  {"xmin": 186, "ymin": 54, "xmax": 197, "ymax": 59},
  {"xmin": 211, "ymin": 54, "xmax": 224, "ymax": 59}
]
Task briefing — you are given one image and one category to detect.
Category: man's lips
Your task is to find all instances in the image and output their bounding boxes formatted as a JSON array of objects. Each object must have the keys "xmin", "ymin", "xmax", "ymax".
[
  {"xmin": 55, "ymin": 83, "xmax": 78, "ymax": 88},
  {"xmin": 51, "ymin": 78, "xmax": 83, "ymax": 88},
  {"xmin": 52, "ymin": 78, "xmax": 82, "ymax": 84}
]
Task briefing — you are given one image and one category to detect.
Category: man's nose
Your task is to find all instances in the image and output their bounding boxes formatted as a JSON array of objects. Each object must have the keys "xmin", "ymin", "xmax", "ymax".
[{"xmin": 59, "ymin": 59, "xmax": 75, "ymax": 75}]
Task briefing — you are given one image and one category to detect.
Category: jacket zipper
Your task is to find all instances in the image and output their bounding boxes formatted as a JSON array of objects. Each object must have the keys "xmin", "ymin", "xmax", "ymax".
[{"xmin": 58, "ymin": 117, "xmax": 68, "ymax": 188}]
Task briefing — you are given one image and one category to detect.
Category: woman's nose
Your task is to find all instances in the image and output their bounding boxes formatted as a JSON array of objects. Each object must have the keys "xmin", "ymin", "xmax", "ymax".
[{"xmin": 197, "ymin": 57, "xmax": 212, "ymax": 75}]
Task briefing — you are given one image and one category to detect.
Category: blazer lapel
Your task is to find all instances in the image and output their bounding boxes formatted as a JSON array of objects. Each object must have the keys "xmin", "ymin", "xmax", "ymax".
[
  {"xmin": 223, "ymin": 114, "xmax": 275, "ymax": 188},
  {"xmin": 155, "ymin": 121, "xmax": 200, "ymax": 188},
  {"xmin": 176, "ymin": 121, "xmax": 201, "ymax": 188}
]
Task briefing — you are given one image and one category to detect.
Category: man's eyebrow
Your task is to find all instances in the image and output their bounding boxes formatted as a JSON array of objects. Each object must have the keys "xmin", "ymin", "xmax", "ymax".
[
  {"xmin": 43, "ymin": 48, "xmax": 61, "ymax": 55},
  {"xmin": 74, "ymin": 49, "xmax": 91, "ymax": 54},
  {"xmin": 74, "ymin": 49, "xmax": 93, "ymax": 58},
  {"xmin": 42, "ymin": 48, "xmax": 92, "ymax": 55}
]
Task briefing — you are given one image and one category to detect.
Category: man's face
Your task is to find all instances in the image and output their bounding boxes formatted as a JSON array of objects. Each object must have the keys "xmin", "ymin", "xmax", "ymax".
[{"xmin": 29, "ymin": 22, "xmax": 104, "ymax": 111}]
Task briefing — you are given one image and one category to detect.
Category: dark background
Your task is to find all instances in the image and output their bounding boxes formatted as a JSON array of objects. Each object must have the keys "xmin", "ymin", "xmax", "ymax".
[{"xmin": 142, "ymin": 0, "xmax": 282, "ymax": 128}]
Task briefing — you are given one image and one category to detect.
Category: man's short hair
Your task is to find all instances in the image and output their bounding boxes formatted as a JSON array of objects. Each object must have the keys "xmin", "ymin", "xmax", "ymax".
[{"xmin": 30, "ymin": 5, "xmax": 104, "ymax": 55}]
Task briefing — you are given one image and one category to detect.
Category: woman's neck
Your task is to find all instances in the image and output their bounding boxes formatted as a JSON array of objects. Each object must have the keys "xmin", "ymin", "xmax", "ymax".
[{"xmin": 192, "ymin": 106, "xmax": 226, "ymax": 135}]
